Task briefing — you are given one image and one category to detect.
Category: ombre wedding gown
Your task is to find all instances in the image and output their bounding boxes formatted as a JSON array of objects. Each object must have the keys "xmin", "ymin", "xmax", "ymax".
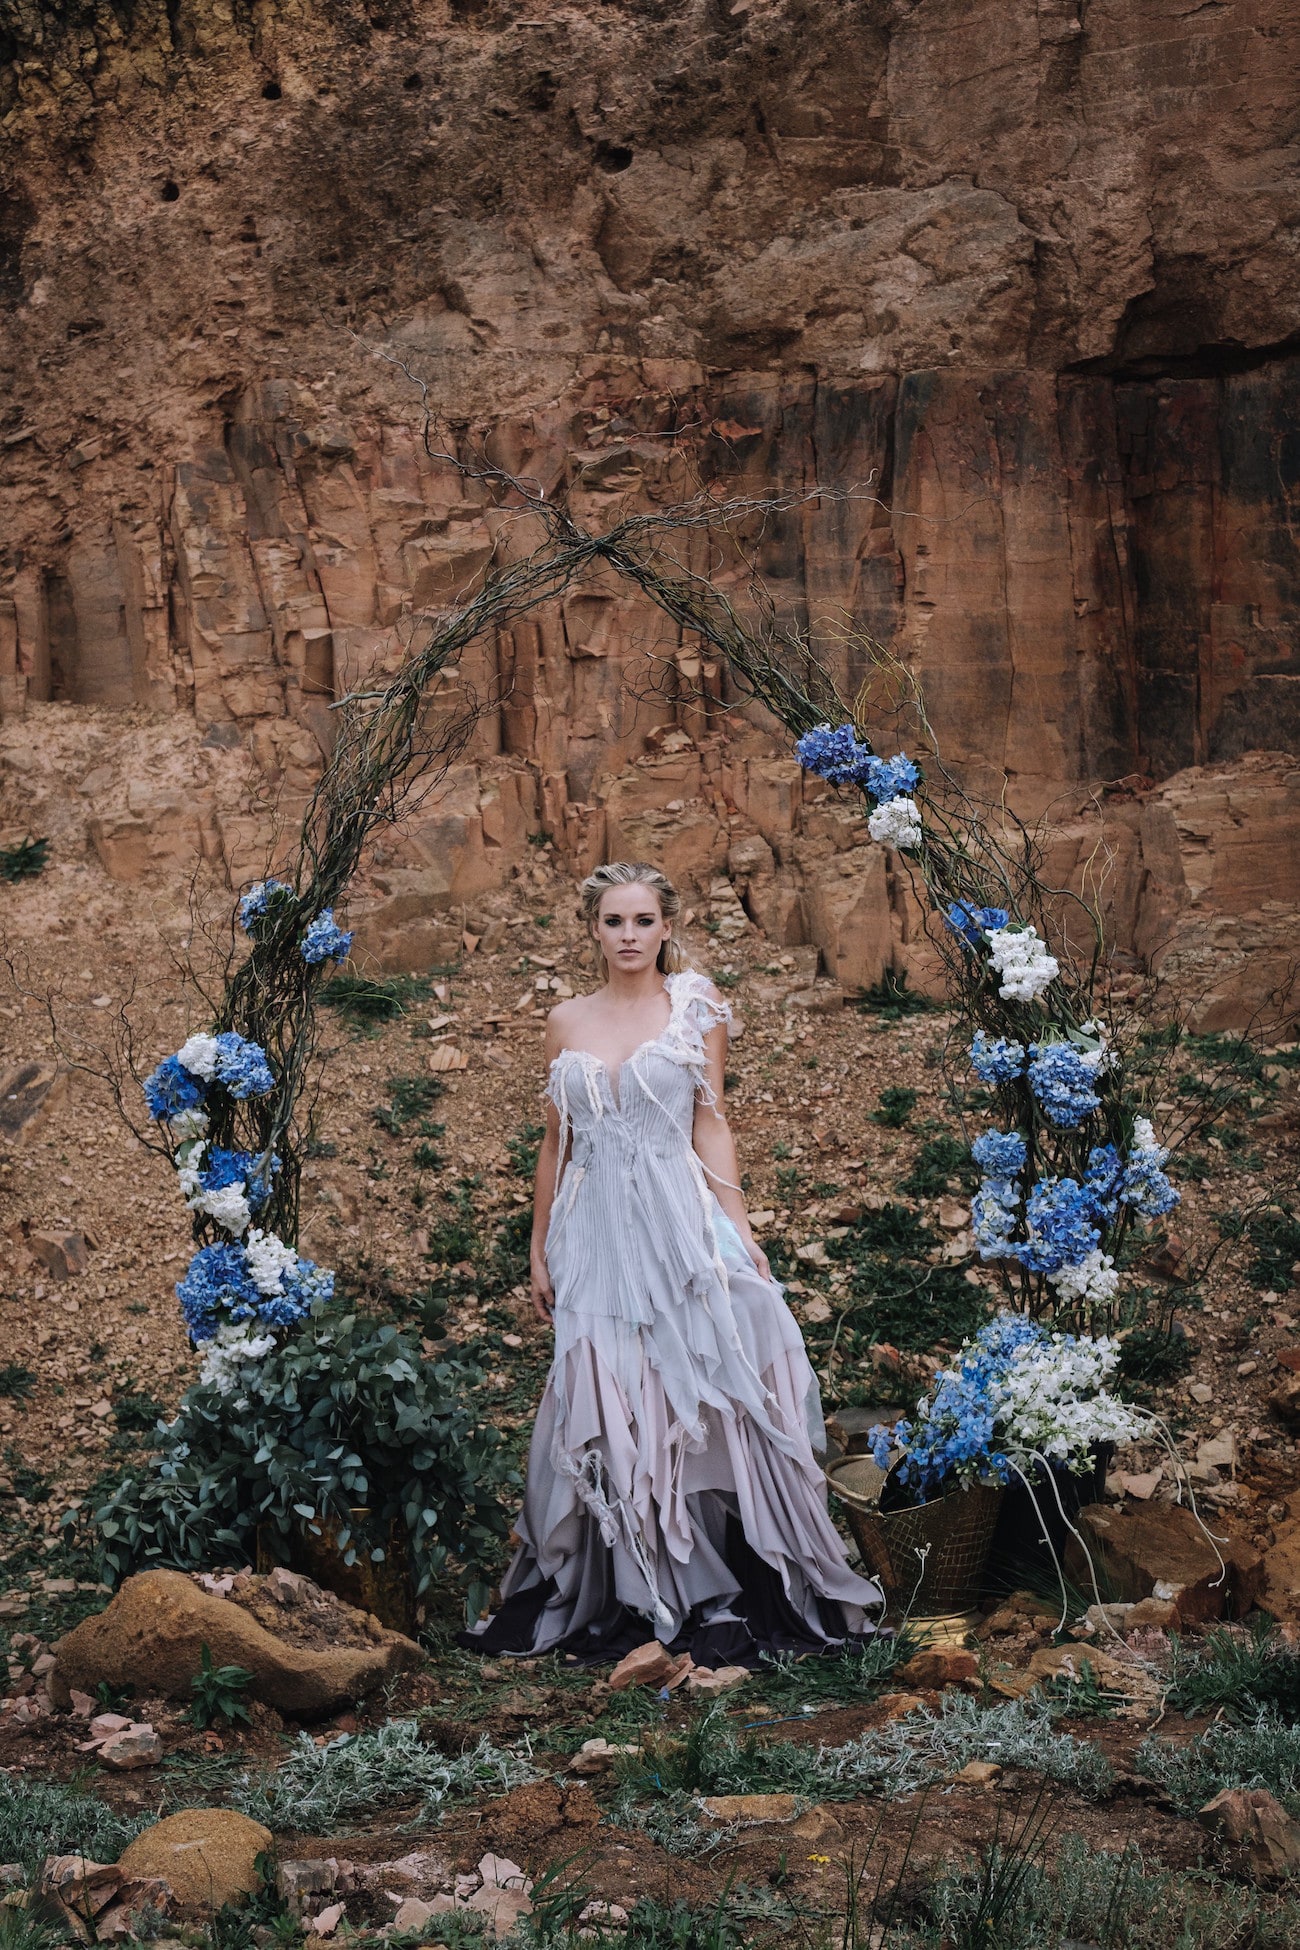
[{"xmin": 462, "ymin": 968, "xmax": 882, "ymax": 1666}]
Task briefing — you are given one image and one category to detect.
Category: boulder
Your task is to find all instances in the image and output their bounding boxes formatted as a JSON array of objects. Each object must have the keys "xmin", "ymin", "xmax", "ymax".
[
  {"xmin": 701, "ymin": 1793, "xmax": 798, "ymax": 1825},
  {"xmin": 1260, "ymin": 1513, "xmax": 1300, "ymax": 1624},
  {"xmin": 896, "ymin": 1647, "xmax": 979, "ymax": 1690},
  {"xmin": 607, "ymin": 1641, "xmax": 693, "ymax": 1692},
  {"xmin": 117, "ymin": 1810, "xmax": 272, "ymax": 1911},
  {"xmin": 1064, "ymin": 1502, "xmax": 1264, "ymax": 1624},
  {"xmin": 1198, "ymin": 1789, "xmax": 1300, "ymax": 1881},
  {"xmin": 50, "ymin": 1570, "xmax": 421, "ymax": 1716}
]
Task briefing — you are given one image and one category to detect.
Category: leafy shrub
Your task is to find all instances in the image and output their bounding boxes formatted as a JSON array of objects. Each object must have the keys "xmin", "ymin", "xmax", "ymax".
[
  {"xmin": 190, "ymin": 1643, "xmax": 254, "ymax": 1729},
  {"xmin": 89, "ymin": 1310, "xmax": 514, "ymax": 1596},
  {"xmin": 0, "ymin": 837, "xmax": 49, "ymax": 882},
  {"xmin": 823, "ymin": 1203, "xmax": 986, "ymax": 1351},
  {"xmin": 1166, "ymin": 1620, "xmax": 1300, "ymax": 1724},
  {"xmin": 898, "ymin": 1135, "xmax": 977, "ymax": 1198},
  {"xmin": 0, "ymin": 1775, "xmax": 145, "ymax": 1874},
  {"xmin": 0, "ymin": 1365, "xmax": 36, "ymax": 1402},
  {"xmin": 231, "ymin": 1721, "xmax": 537, "ymax": 1831},
  {"xmin": 320, "ymin": 971, "xmax": 434, "ymax": 1027},
  {"xmin": 872, "ymin": 1085, "xmax": 918, "ymax": 1128},
  {"xmin": 1118, "ymin": 1324, "xmax": 1193, "ymax": 1387},
  {"xmin": 373, "ymin": 1074, "xmax": 445, "ymax": 1135},
  {"xmin": 1247, "ymin": 1206, "xmax": 1300, "ymax": 1292},
  {"xmin": 1136, "ymin": 1718, "xmax": 1300, "ymax": 1814}
]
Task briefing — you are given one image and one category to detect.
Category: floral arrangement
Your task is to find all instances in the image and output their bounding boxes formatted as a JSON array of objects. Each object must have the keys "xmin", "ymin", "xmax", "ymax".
[
  {"xmin": 871, "ymin": 1315, "xmax": 1146, "ymax": 1504},
  {"xmin": 794, "ymin": 722, "xmax": 1181, "ymax": 1329}
]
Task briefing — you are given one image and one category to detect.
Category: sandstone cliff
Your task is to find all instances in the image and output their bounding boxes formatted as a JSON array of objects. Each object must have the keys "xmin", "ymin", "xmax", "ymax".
[{"xmin": 2, "ymin": 1, "xmax": 1298, "ymax": 1020}]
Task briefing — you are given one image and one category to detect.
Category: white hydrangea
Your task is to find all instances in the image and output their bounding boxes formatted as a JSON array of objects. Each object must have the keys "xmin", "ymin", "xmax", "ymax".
[
  {"xmin": 177, "ymin": 1032, "xmax": 222, "ymax": 1080},
  {"xmin": 1049, "ymin": 1249, "xmax": 1119, "ymax": 1308},
  {"xmin": 169, "ymin": 1106, "xmax": 210, "ymax": 1142},
  {"xmin": 1132, "ymin": 1115, "xmax": 1167, "ymax": 1162},
  {"xmin": 244, "ymin": 1227, "xmax": 298, "ymax": 1296},
  {"xmin": 1076, "ymin": 1020, "xmax": 1118, "ymax": 1074},
  {"xmin": 985, "ymin": 925, "xmax": 1059, "ymax": 1003},
  {"xmin": 193, "ymin": 1181, "xmax": 252, "ymax": 1235},
  {"xmin": 200, "ymin": 1322, "xmax": 276, "ymax": 1395},
  {"xmin": 175, "ymin": 1141, "xmax": 205, "ymax": 1201},
  {"xmin": 867, "ymin": 795, "xmax": 923, "ymax": 850}
]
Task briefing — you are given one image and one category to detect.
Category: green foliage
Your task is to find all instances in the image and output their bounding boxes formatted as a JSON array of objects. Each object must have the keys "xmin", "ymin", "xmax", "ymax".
[
  {"xmin": 373, "ymin": 1073, "xmax": 445, "ymax": 1136},
  {"xmin": 0, "ymin": 1775, "xmax": 145, "ymax": 1877},
  {"xmin": 822, "ymin": 1203, "xmax": 986, "ymax": 1352},
  {"xmin": 711, "ymin": 967, "xmax": 743, "ymax": 991},
  {"xmin": 1040, "ymin": 1655, "xmax": 1120, "ymax": 1719},
  {"xmin": 1136, "ymin": 1717, "xmax": 1300, "ymax": 1814},
  {"xmin": 1166, "ymin": 1619, "xmax": 1300, "ymax": 1724},
  {"xmin": 0, "ymin": 1904, "xmax": 67, "ymax": 1950},
  {"xmin": 111, "ymin": 1392, "xmax": 166, "ymax": 1433},
  {"xmin": 1246, "ymin": 1206, "xmax": 1300, "ymax": 1291},
  {"xmin": 872, "ymin": 1085, "xmax": 917, "ymax": 1128},
  {"xmin": 1118, "ymin": 1323, "xmax": 1193, "ymax": 1388},
  {"xmin": 88, "ymin": 1310, "xmax": 513, "ymax": 1596},
  {"xmin": 898, "ymin": 1134, "xmax": 977, "ymax": 1198},
  {"xmin": 0, "ymin": 837, "xmax": 50, "ymax": 882},
  {"xmin": 754, "ymin": 1625, "xmax": 918, "ymax": 1708},
  {"xmin": 853, "ymin": 971, "xmax": 934, "ymax": 1018},
  {"xmin": 507, "ymin": 1120, "xmax": 546, "ymax": 1180},
  {"xmin": 426, "ymin": 1213, "xmax": 480, "ymax": 1264},
  {"xmin": 0, "ymin": 1365, "xmax": 36, "ymax": 1403},
  {"xmin": 189, "ymin": 1642, "xmax": 254, "ymax": 1728},
  {"xmin": 230, "ymin": 1721, "xmax": 537, "ymax": 1831},
  {"xmin": 412, "ymin": 1135, "xmax": 447, "ymax": 1170},
  {"xmin": 320, "ymin": 970, "xmax": 435, "ymax": 1028}
]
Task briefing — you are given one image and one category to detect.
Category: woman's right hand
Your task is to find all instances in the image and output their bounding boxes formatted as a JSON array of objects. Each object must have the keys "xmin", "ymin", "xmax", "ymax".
[{"xmin": 530, "ymin": 1245, "xmax": 555, "ymax": 1324}]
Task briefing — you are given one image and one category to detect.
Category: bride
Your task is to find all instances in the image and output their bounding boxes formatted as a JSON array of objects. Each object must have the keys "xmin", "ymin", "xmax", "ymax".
[{"xmin": 463, "ymin": 860, "xmax": 882, "ymax": 1665}]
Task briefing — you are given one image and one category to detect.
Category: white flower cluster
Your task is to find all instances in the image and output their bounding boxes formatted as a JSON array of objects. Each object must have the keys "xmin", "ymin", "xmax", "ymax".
[
  {"xmin": 1077, "ymin": 1020, "xmax": 1118, "ymax": 1073},
  {"xmin": 176, "ymin": 1032, "xmax": 222, "ymax": 1080},
  {"xmin": 176, "ymin": 1139, "xmax": 253, "ymax": 1236},
  {"xmin": 199, "ymin": 1321, "xmax": 277, "ymax": 1396},
  {"xmin": 992, "ymin": 1331, "xmax": 1144, "ymax": 1465},
  {"xmin": 1049, "ymin": 1248, "xmax": 1119, "ymax": 1308},
  {"xmin": 1132, "ymin": 1115, "xmax": 1167, "ymax": 1163},
  {"xmin": 867, "ymin": 796, "xmax": 923, "ymax": 850},
  {"xmin": 244, "ymin": 1227, "xmax": 299, "ymax": 1296},
  {"xmin": 985, "ymin": 925, "xmax": 1060, "ymax": 1003}
]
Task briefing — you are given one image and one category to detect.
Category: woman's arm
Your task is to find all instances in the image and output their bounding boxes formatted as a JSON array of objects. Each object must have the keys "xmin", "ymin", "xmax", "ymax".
[
  {"xmin": 692, "ymin": 1011, "xmax": 772, "ymax": 1283},
  {"xmin": 530, "ymin": 1009, "xmax": 568, "ymax": 1323}
]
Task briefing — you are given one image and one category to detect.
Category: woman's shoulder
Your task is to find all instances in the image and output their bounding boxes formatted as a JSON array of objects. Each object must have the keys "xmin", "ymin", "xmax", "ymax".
[{"xmin": 670, "ymin": 967, "xmax": 731, "ymax": 1028}]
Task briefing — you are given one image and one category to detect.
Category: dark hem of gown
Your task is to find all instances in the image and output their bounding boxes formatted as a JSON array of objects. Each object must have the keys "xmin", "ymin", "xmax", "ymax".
[{"xmin": 457, "ymin": 1512, "xmax": 867, "ymax": 1669}]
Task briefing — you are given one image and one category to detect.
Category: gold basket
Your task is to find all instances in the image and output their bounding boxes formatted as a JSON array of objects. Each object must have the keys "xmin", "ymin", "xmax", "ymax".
[{"xmin": 827, "ymin": 1454, "xmax": 1005, "ymax": 1617}]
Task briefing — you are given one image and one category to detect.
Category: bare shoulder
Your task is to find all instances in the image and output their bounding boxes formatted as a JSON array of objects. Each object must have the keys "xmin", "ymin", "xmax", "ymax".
[{"xmin": 545, "ymin": 992, "xmax": 597, "ymax": 1053}]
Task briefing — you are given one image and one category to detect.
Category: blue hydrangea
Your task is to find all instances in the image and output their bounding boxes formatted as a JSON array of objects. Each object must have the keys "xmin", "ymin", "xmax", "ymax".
[
  {"xmin": 972, "ymin": 1129, "xmax": 1028, "ymax": 1177},
  {"xmin": 972, "ymin": 1175, "xmax": 1021, "ymax": 1259},
  {"xmin": 973, "ymin": 1314, "xmax": 1047, "ymax": 1361},
  {"xmin": 176, "ymin": 1242, "xmax": 263, "ymax": 1344},
  {"xmin": 1121, "ymin": 1152, "xmax": 1180, "ymax": 1219},
  {"xmin": 268, "ymin": 1258, "xmax": 335, "ymax": 1327},
  {"xmin": 1083, "ymin": 1145, "xmax": 1124, "ymax": 1220},
  {"xmin": 1020, "ymin": 1177, "xmax": 1101, "ymax": 1274},
  {"xmin": 946, "ymin": 903, "xmax": 1011, "ymax": 948},
  {"xmin": 143, "ymin": 1054, "xmax": 206, "ymax": 1122},
  {"xmin": 239, "ymin": 879, "xmax": 295, "ymax": 933},
  {"xmin": 863, "ymin": 753, "xmax": 920, "ymax": 803},
  {"xmin": 300, "ymin": 909, "xmax": 354, "ymax": 966},
  {"xmin": 794, "ymin": 722, "xmax": 876, "ymax": 787},
  {"xmin": 213, "ymin": 1033, "xmax": 275, "ymax": 1099},
  {"xmin": 970, "ymin": 1030, "xmax": 1027, "ymax": 1084},
  {"xmin": 198, "ymin": 1147, "xmax": 279, "ymax": 1213},
  {"xmin": 1027, "ymin": 1041, "xmax": 1102, "ymax": 1127}
]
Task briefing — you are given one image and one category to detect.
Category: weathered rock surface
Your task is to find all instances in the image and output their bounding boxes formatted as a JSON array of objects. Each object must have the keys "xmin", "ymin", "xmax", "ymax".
[
  {"xmin": 1198, "ymin": 1788, "xmax": 1300, "ymax": 1883},
  {"xmin": 50, "ymin": 1570, "xmax": 421, "ymax": 1716},
  {"xmin": 117, "ymin": 1810, "xmax": 272, "ymax": 1912},
  {"xmin": 1064, "ymin": 1502, "xmax": 1265, "ymax": 1624}
]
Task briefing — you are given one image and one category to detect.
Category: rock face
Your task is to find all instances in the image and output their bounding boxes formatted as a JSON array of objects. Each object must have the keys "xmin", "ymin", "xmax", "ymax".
[
  {"xmin": 1065, "ymin": 1502, "xmax": 1265, "ymax": 1625},
  {"xmin": 50, "ymin": 1569, "xmax": 422, "ymax": 1716},
  {"xmin": 1, "ymin": 1, "xmax": 1298, "ymax": 1015}
]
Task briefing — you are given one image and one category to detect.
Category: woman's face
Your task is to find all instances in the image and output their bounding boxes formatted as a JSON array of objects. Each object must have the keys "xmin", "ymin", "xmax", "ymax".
[{"xmin": 595, "ymin": 884, "xmax": 670, "ymax": 976}]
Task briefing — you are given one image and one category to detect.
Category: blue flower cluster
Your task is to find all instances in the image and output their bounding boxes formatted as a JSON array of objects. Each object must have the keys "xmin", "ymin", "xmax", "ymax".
[
  {"xmin": 870, "ymin": 1317, "xmax": 1053, "ymax": 1498},
  {"xmin": 300, "ymin": 909, "xmax": 353, "ymax": 966},
  {"xmin": 946, "ymin": 903, "xmax": 1010, "ymax": 949},
  {"xmin": 238, "ymin": 879, "xmax": 295, "ymax": 933},
  {"xmin": 1083, "ymin": 1144, "xmax": 1123, "ymax": 1219},
  {"xmin": 143, "ymin": 1056, "xmax": 205, "ymax": 1121},
  {"xmin": 213, "ymin": 1033, "xmax": 276, "ymax": 1099},
  {"xmin": 197, "ymin": 1146, "xmax": 279, "ymax": 1212},
  {"xmin": 970, "ymin": 1030, "xmax": 1027, "ymax": 1084},
  {"xmin": 794, "ymin": 723, "xmax": 919, "ymax": 802},
  {"xmin": 176, "ymin": 1239, "xmax": 333, "ymax": 1344},
  {"xmin": 1021, "ymin": 1177, "xmax": 1101, "ymax": 1274},
  {"xmin": 1121, "ymin": 1149, "xmax": 1180, "ymax": 1218},
  {"xmin": 1027, "ymin": 1041, "xmax": 1102, "ymax": 1128},
  {"xmin": 971, "ymin": 1129, "xmax": 1027, "ymax": 1177},
  {"xmin": 972, "ymin": 1175, "xmax": 1020, "ymax": 1257}
]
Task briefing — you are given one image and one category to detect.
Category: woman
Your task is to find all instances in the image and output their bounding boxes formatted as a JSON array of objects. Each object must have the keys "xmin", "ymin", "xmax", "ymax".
[{"xmin": 463, "ymin": 861, "xmax": 882, "ymax": 1666}]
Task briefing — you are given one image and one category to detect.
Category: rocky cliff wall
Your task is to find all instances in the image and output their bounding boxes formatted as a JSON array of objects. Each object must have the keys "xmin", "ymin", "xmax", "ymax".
[{"xmin": 1, "ymin": 0, "xmax": 1298, "ymax": 1022}]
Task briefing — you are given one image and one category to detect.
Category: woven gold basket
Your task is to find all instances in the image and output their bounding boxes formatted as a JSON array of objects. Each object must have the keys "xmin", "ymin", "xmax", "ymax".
[{"xmin": 827, "ymin": 1454, "xmax": 1005, "ymax": 1616}]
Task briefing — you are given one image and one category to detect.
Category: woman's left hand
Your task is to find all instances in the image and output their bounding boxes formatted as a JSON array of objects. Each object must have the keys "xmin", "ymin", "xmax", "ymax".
[{"xmin": 746, "ymin": 1238, "xmax": 772, "ymax": 1282}]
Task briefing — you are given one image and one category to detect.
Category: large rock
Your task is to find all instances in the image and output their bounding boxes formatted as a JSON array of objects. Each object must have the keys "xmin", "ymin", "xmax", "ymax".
[
  {"xmin": 1260, "ymin": 1512, "xmax": 1300, "ymax": 1623},
  {"xmin": 50, "ymin": 1570, "xmax": 422, "ymax": 1717},
  {"xmin": 1198, "ymin": 1789, "xmax": 1300, "ymax": 1882},
  {"xmin": 1064, "ymin": 1503, "xmax": 1264, "ymax": 1625},
  {"xmin": 118, "ymin": 1810, "xmax": 272, "ymax": 1911}
]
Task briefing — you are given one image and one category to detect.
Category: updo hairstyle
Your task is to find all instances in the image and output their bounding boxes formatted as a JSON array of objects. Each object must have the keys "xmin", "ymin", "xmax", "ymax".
[{"xmin": 579, "ymin": 861, "xmax": 689, "ymax": 978}]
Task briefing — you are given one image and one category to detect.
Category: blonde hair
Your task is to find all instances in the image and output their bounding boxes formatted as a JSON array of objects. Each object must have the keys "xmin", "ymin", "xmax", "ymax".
[{"xmin": 579, "ymin": 861, "xmax": 689, "ymax": 978}]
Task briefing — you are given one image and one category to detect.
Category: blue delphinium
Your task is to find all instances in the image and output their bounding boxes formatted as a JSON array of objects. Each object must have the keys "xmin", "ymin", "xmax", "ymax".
[
  {"xmin": 143, "ymin": 1054, "xmax": 205, "ymax": 1122},
  {"xmin": 972, "ymin": 1129, "xmax": 1028, "ymax": 1177},
  {"xmin": 970, "ymin": 1029, "xmax": 1027, "ymax": 1084},
  {"xmin": 871, "ymin": 1340, "xmax": 1011, "ymax": 1498},
  {"xmin": 1020, "ymin": 1177, "xmax": 1101, "ymax": 1274},
  {"xmin": 213, "ymin": 1033, "xmax": 276, "ymax": 1099},
  {"xmin": 238, "ymin": 878, "xmax": 295, "ymax": 933},
  {"xmin": 177, "ymin": 1242, "xmax": 263, "ymax": 1344},
  {"xmin": 1027, "ymin": 1041, "xmax": 1102, "ymax": 1128},
  {"xmin": 794, "ymin": 722, "xmax": 876, "ymax": 787},
  {"xmin": 946, "ymin": 903, "xmax": 1011, "ymax": 949},
  {"xmin": 300, "ymin": 909, "xmax": 354, "ymax": 966}
]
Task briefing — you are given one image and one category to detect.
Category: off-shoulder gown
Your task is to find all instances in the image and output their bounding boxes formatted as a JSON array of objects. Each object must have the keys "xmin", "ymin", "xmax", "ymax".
[{"xmin": 462, "ymin": 968, "xmax": 882, "ymax": 1665}]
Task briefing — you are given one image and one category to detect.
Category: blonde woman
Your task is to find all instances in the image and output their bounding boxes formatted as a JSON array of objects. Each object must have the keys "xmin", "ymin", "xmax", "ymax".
[{"xmin": 463, "ymin": 861, "xmax": 882, "ymax": 1665}]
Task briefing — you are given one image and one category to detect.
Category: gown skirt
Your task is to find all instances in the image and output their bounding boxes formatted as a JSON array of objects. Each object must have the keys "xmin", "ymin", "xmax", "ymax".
[{"xmin": 460, "ymin": 969, "xmax": 883, "ymax": 1667}]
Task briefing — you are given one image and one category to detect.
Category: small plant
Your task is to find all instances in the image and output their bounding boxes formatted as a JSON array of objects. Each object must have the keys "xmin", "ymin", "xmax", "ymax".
[
  {"xmin": 111, "ymin": 1393, "xmax": 166, "ymax": 1434},
  {"xmin": 507, "ymin": 1120, "xmax": 545, "ymax": 1180},
  {"xmin": 853, "ymin": 971, "xmax": 933, "ymax": 1018},
  {"xmin": 0, "ymin": 1775, "xmax": 146, "ymax": 1875},
  {"xmin": 1118, "ymin": 1322, "xmax": 1193, "ymax": 1388},
  {"xmin": 1041, "ymin": 1655, "xmax": 1119, "ymax": 1719},
  {"xmin": 872, "ymin": 1085, "xmax": 917, "ymax": 1128},
  {"xmin": 1165, "ymin": 1618, "xmax": 1300, "ymax": 1724},
  {"xmin": 0, "ymin": 1365, "xmax": 37, "ymax": 1403},
  {"xmin": 372, "ymin": 1073, "xmax": 445, "ymax": 1135},
  {"xmin": 1246, "ymin": 1205, "xmax": 1300, "ymax": 1291},
  {"xmin": 1136, "ymin": 1718, "xmax": 1300, "ymax": 1813},
  {"xmin": 189, "ymin": 1642, "xmax": 255, "ymax": 1728},
  {"xmin": 95, "ymin": 1679, "xmax": 136, "ymax": 1711},
  {"xmin": 712, "ymin": 967, "xmax": 743, "ymax": 991},
  {"xmin": 412, "ymin": 1134, "xmax": 447, "ymax": 1170},
  {"xmin": 755, "ymin": 1625, "xmax": 918, "ymax": 1708},
  {"xmin": 231, "ymin": 1722, "xmax": 537, "ymax": 1831},
  {"xmin": 320, "ymin": 971, "xmax": 436, "ymax": 1031},
  {"xmin": 426, "ymin": 1213, "xmax": 479, "ymax": 1263},
  {"xmin": 0, "ymin": 837, "xmax": 50, "ymax": 882},
  {"xmin": 898, "ymin": 1134, "xmax": 977, "ymax": 1197}
]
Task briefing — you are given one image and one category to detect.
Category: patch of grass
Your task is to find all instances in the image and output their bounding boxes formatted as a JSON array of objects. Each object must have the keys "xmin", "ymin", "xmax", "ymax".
[
  {"xmin": 1166, "ymin": 1619, "xmax": 1300, "ymax": 1724},
  {"xmin": 373, "ymin": 1073, "xmax": 445, "ymax": 1136},
  {"xmin": 853, "ymin": 971, "xmax": 934, "ymax": 1019},
  {"xmin": 754, "ymin": 1627, "xmax": 919, "ymax": 1710},
  {"xmin": 0, "ymin": 1774, "xmax": 146, "ymax": 1876},
  {"xmin": 1136, "ymin": 1717, "xmax": 1300, "ymax": 1814},
  {"xmin": 0, "ymin": 838, "xmax": 49, "ymax": 881},
  {"xmin": 821, "ymin": 1203, "xmax": 986, "ymax": 1353},
  {"xmin": 507, "ymin": 1120, "xmax": 545, "ymax": 1180},
  {"xmin": 231, "ymin": 1721, "xmax": 538, "ymax": 1831},
  {"xmin": 111, "ymin": 1392, "xmax": 166, "ymax": 1433},
  {"xmin": 872, "ymin": 1085, "xmax": 917, "ymax": 1128},
  {"xmin": 0, "ymin": 1365, "xmax": 36, "ymax": 1403},
  {"xmin": 1118, "ymin": 1324, "xmax": 1193, "ymax": 1388},
  {"xmin": 898, "ymin": 1135, "xmax": 976, "ymax": 1198},
  {"xmin": 1246, "ymin": 1206, "xmax": 1300, "ymax": 1291}
]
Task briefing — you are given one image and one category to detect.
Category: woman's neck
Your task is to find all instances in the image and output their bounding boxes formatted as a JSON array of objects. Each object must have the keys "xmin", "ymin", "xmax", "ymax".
[{"xmin": 601, "ymin": 964, "xmax": 669, "ymax": 1004}]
